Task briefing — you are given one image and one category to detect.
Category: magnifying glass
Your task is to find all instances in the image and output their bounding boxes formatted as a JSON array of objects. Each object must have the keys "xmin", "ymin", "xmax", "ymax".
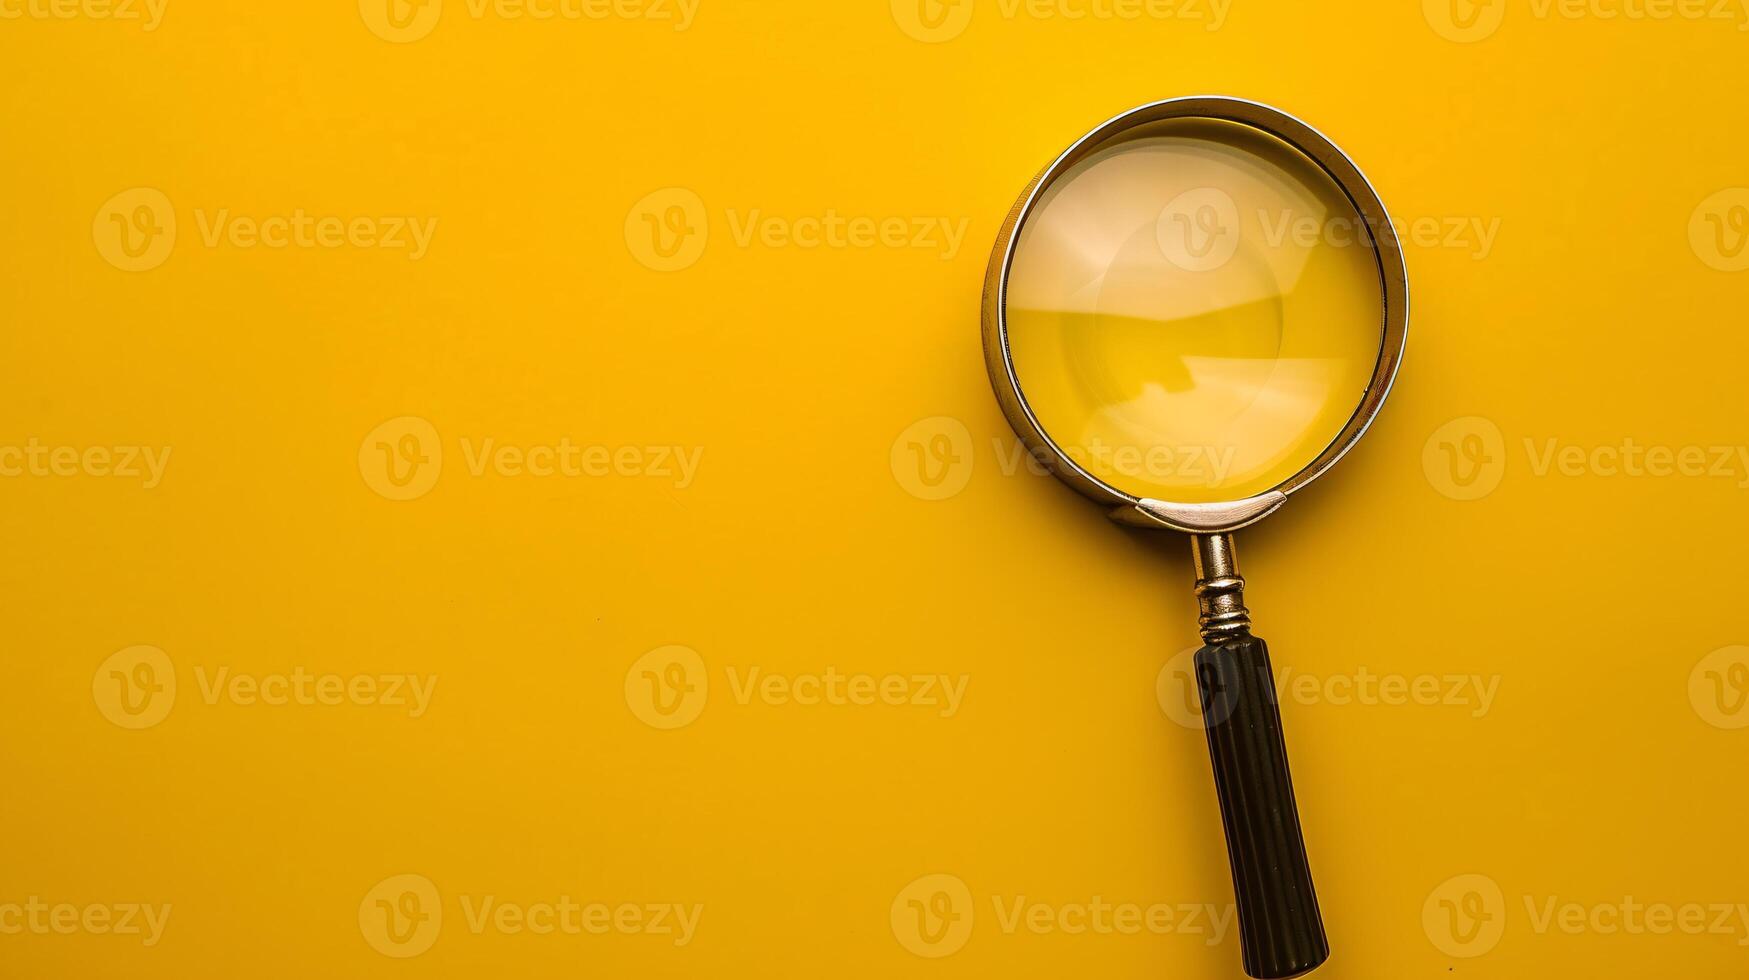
[{"xmin": 982, "ymin": 97, "xmax": 1408, "ymax": 979}]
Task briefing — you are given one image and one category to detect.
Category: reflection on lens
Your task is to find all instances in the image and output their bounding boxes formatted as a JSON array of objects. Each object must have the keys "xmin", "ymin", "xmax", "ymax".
[{"xmin": 1005, "ymin": 118, "xmax": 1385, "ymax": 504}]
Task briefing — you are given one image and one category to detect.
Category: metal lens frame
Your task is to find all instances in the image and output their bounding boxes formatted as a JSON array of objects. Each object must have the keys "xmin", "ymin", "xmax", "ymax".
[{"xmin": 982, "ymin": 96, "xmax": 1409, "ymax": 534}]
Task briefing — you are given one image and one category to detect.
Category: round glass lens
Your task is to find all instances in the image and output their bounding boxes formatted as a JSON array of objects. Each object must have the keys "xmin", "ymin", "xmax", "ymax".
[{"xmin": 1005, "ymin": 117, "xmax": 1385, "ymax": 504}]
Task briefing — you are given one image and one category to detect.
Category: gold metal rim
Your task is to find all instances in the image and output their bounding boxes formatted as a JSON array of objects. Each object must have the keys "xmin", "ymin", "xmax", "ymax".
[{"xmin": 981, "ymin": 96, "xmax": 1410, "ymax": 532}]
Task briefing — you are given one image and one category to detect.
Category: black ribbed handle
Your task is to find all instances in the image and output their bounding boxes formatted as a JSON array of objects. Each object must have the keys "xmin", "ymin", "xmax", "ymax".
[{"xmin": 1194, "ymin": 632, "xmax": 1328, "ymax": 979}]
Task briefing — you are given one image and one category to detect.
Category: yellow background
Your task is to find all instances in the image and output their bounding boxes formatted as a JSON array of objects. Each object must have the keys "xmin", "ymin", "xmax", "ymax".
[{"xmin": 3, "ymin": 0, "xmax": 1748, "ymax": 977}]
